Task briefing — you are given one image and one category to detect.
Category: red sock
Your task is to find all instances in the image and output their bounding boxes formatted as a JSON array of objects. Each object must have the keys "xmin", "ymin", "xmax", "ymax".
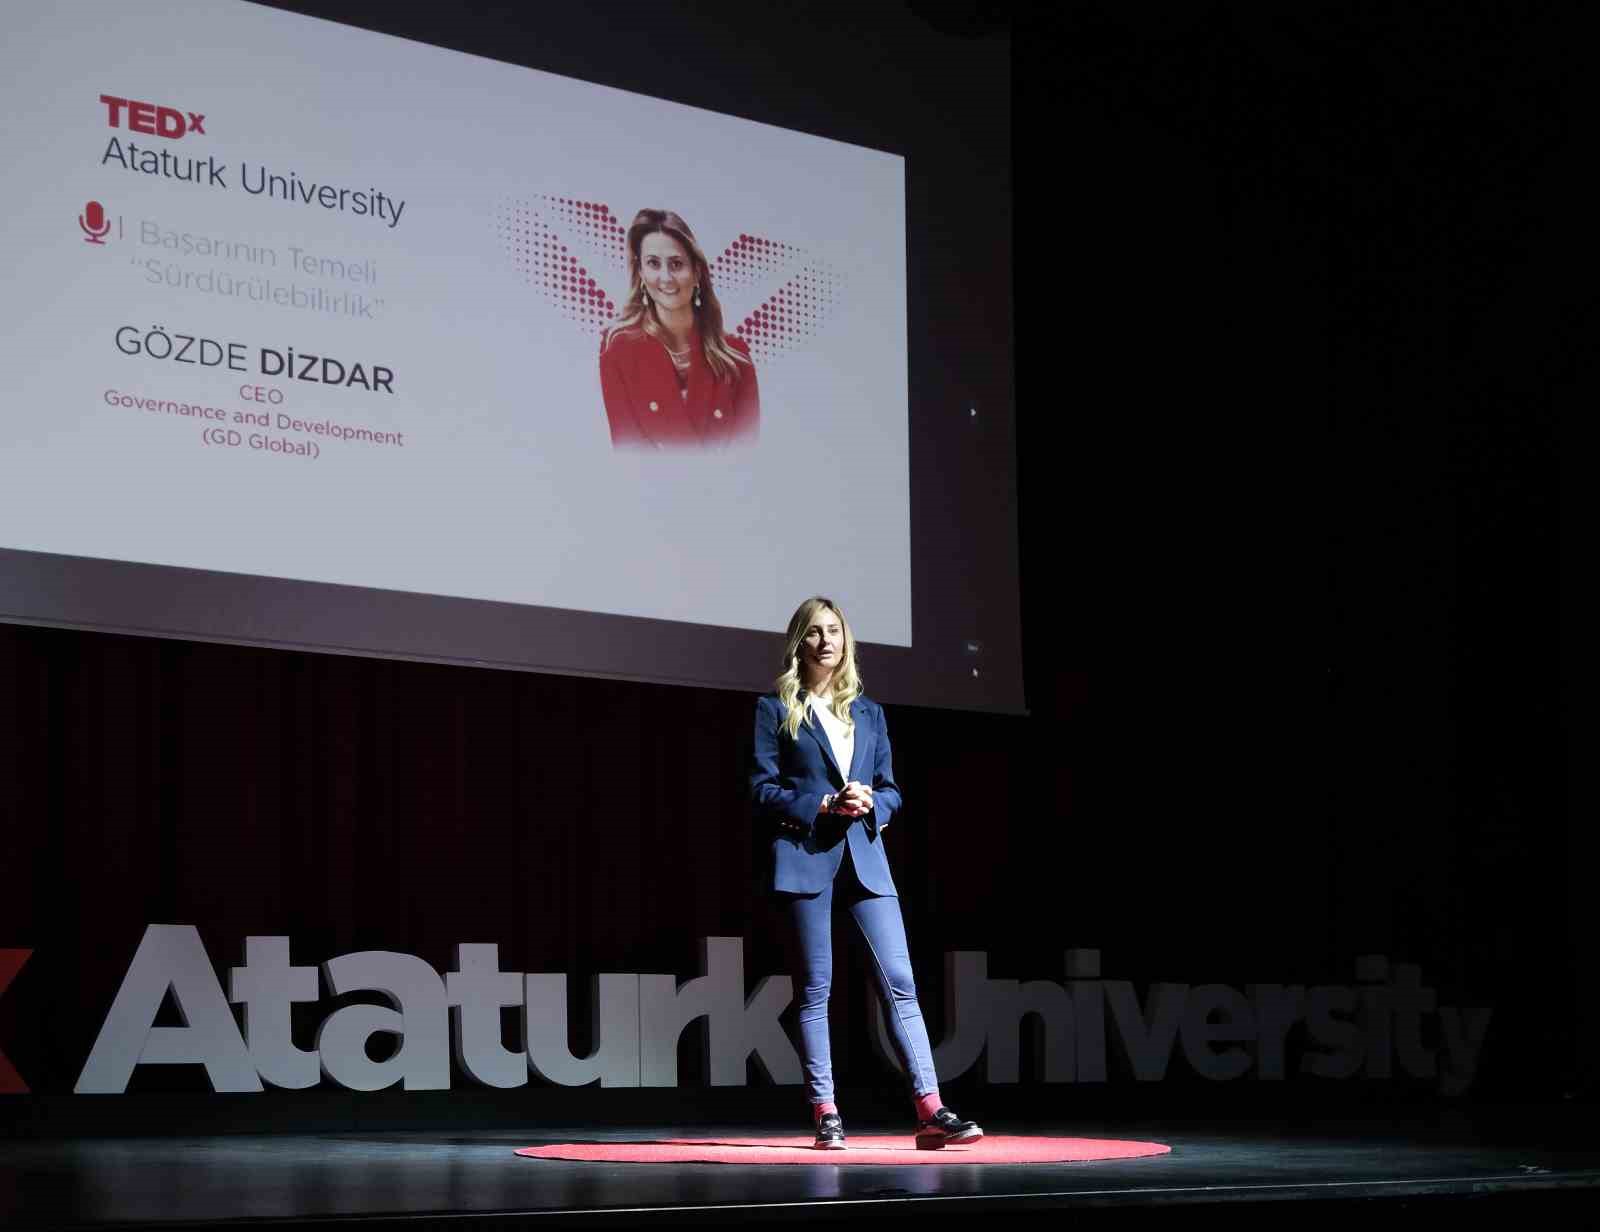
[
  {"xmin": 914, "ymin": 1092, "xmax": 942, "ymax": 1122},
  {"xmin": 812, "ymin": 1101, "xmax": 838, "ymax": 1124}
]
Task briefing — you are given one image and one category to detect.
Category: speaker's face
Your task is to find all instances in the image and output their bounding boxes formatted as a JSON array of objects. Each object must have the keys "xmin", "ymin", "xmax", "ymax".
[
  {"xmin": 800, "ymin": 610, "xmax": 846, "ymax": 685},
  {"xmin": 638, "ymin": 232, "xmax": 695, "ymax": 316}
]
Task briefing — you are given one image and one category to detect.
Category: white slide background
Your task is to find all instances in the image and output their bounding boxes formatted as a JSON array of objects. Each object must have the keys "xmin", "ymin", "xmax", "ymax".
[{"xmin": 0, "ymin": 1, "xmax": 910, "ymax": 644}]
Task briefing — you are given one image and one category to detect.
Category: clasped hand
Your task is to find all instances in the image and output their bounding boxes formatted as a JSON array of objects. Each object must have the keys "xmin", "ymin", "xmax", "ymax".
[{"xmin": 832, "ymin": 781, "xmax": 873, "ymax": 816}]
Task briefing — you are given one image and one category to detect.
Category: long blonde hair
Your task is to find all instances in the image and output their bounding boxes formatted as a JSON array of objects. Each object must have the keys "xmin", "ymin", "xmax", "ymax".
[
  {"xmin": 602, "ymin": 208, "xmax": 752, "ymax": 383},
  {"xmin": 773, "ymin": 596, "xmax": 862, "ymax": 741}
]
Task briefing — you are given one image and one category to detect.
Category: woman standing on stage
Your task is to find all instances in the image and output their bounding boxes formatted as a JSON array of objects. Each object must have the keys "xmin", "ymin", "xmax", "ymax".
[{"xmin": 749, "ymin": 595, "xmax": 982, "ymax": 1150}]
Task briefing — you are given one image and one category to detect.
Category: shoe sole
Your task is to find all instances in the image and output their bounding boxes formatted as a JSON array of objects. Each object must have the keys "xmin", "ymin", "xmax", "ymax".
[
  {"xmin": 813, "ymin": 1140, "xmax": 847, "ymax": 1150},
  {"xmin": 915, "ymin": 1128, "xmax": 983, "ymax": 1150}
]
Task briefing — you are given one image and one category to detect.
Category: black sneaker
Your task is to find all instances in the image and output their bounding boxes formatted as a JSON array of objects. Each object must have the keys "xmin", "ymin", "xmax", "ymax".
[
  {"xmin": 915, "ymin": 1107, "xmax": 982, "ymax": 1149},
  {"xmin": 813, "ymin": 1111, "xmax": 846, "ymax": 1150}
]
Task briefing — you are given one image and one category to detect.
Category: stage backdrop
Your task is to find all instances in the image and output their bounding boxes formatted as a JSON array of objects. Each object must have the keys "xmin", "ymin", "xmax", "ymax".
[
  {"xmin": 0, "ymin": 1, "xmax": 1579, "ymax": 1133},
  {"xmin": 0, "ymin": 621, "xmax": 1554, "ymax": 1133}
]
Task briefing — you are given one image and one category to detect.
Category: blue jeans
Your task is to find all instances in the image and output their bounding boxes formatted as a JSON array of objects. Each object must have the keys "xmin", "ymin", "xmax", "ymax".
[{"xmin": 780, "ymin": 841, "xmax": 940, "ymax": 1103}]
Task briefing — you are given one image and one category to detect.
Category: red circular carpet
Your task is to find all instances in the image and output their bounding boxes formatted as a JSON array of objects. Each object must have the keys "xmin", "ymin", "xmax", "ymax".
[{"xmin": 516, "ymin": 1135, "xmax": 1170, "ymax": 1165}]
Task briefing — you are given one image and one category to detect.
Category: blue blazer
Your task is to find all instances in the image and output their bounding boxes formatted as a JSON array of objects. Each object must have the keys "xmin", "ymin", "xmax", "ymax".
[{"xmin": 749, "ymin": 691, "xmax": 903, "ymax": 896}]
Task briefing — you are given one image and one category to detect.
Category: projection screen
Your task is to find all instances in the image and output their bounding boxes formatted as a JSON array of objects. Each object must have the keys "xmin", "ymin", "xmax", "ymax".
[{"xmin": 0, "ymin": 0, "xmax": 1022, "ymax": 712}]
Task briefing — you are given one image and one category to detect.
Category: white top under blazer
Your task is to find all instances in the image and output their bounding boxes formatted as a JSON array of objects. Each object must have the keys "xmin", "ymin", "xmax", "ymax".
[{"xmin": 806, "ymin": 692, "xmax": 855, "ymax": 783}]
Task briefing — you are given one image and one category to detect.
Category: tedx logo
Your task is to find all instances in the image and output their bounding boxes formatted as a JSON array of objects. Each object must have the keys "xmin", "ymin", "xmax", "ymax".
[{"xmin": 100, "ymin": 93, "xmax": 205, "ymax": 140}]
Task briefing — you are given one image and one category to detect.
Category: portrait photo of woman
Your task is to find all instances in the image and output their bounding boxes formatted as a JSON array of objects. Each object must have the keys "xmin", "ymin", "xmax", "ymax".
[{"xmin": 599, "ymin": 208, "xmax": 760, "ymax": 449}]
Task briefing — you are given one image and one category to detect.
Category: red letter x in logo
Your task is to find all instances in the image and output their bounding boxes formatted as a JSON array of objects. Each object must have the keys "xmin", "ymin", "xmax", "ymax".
[{"xmin": 0, "ymin": 949, "xmax": 31, "ymax": 1093}]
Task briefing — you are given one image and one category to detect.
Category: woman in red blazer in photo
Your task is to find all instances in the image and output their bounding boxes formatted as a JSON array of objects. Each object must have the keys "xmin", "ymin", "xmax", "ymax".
[{"xmin": 599, "ymin": 209, "xmax": 759, "ymax": 449}]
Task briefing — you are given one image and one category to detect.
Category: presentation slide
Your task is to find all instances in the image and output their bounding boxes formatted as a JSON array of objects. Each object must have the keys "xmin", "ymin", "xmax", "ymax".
[{"xmin": 0, "ymin": 1, "xmax": 911, "ymax": 645}]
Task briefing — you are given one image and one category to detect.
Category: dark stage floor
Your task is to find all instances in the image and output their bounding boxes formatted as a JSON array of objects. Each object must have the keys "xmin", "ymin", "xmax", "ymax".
[{"xmin": 4, "ymin": 1108, "xmax": 1597, "ymax": 1229}]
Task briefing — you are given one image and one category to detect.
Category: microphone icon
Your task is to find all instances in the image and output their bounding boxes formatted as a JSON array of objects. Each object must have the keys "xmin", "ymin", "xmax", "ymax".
[{"xmin": 79, "ymin": 200, "xmax": 111, "ymax": 244}]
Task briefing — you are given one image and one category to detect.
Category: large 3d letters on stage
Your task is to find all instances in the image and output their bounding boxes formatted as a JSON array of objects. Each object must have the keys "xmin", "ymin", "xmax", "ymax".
[
  {"xmin": 316, "ymin": 950, "xmax": 450, "ymax": 1091},
  {"xmin": 77, "ymin": 925, "xmax": 261, "ymax": 1094},
  {"xmin": 75, "ymin": 928, "xmax": 1494, "ymax": 1094}
]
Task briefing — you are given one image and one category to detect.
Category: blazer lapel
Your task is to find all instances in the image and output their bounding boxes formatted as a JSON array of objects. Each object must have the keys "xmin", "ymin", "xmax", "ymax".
[{"xmin": 845, "ymin": 698, "xmax": 871, "ymax": 783}]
